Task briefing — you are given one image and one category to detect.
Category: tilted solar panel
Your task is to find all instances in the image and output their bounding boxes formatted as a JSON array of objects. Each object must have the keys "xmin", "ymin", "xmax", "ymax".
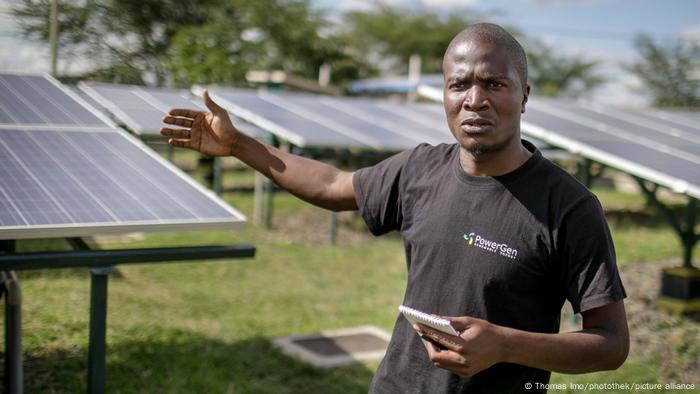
[
  {"xmin": 0, "ymin": 74, "xmax": 247, "ymax": 239},
  {"xmin": 209, "ymin": 88, "xmax": 372, "ymax": 149},
  {"xmin": 523, "ymin": 97, "xmax": 700, "ymax": 198},
  {"xmin": 79, "ymin": 82, "xmax": 267, "ymax": 138},
  {"xmin": 78, "ymin": 82, "xmax": 167, "ymax": 134},
  {"xmin": 209, "ymin": 88, "xmax": 460, "ymax": 150},
  {"xmin": 0, "ymin": 128, "xmax": 246, "ymax": 239}
]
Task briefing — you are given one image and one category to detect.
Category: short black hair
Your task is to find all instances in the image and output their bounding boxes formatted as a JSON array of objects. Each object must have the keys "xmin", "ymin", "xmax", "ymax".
[{"xmin": 444, "ymin": 23, "xmax": 528, "ymax": 86}]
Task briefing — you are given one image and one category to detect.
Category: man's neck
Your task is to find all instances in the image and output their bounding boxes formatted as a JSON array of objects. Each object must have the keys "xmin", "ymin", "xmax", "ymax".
[{"xmin": 459, "ymin": 139, "xmax": 532, "ymax": 177}]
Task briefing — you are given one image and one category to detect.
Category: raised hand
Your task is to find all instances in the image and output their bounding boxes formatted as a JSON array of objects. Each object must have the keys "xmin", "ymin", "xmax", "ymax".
[{"xmin": 161, "ymin": 90, "xmax": 240, "ymax": 157}]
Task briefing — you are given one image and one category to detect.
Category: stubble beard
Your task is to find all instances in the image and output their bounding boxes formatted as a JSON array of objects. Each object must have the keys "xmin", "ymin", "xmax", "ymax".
[{"xmin": 464, "ymin": 137, "xmax": 512, "ymax": 157}]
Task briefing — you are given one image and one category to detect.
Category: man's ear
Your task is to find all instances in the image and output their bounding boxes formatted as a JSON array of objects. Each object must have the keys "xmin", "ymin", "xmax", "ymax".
[{"xmin": 521, "ymin": 84, "xmax": 531, "ymax": 114}]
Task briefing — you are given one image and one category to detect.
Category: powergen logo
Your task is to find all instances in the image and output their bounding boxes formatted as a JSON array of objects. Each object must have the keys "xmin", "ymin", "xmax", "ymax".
[{"xmin": 463, "ymin": 232, "xmax": 518, "ymax": 260}]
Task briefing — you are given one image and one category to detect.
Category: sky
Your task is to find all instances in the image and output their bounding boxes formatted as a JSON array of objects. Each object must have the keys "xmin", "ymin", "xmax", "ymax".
[
  {"xmin": 313, "ymin": 0, "xmax": 700, "ymax": 106},
  {"xmin": 0, "ymin": 0, "xmax": 698, "ymax": 106}
]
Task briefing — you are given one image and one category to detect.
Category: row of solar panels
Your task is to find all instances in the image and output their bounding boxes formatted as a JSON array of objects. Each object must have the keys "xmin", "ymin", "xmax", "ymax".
[
  {"xmin": 0, "ymin": 73, "xmax": 246, "ymax": 240},
  {"xmin": 2, "ymin": 72, "xmax": 698, "ymax": 241}
]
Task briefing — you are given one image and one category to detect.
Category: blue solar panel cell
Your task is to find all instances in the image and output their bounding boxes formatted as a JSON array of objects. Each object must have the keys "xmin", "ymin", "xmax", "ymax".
[
  {"xmin": 92, "ymin": 132, "xmax": 235, "ymax": 219},
  {"xmin": 0, "ymin": 134, "xmax": 73, "ymax": 225},
  {"xmin": 1, "ymin": 130, "xmax": 117, "ymax": 224}
]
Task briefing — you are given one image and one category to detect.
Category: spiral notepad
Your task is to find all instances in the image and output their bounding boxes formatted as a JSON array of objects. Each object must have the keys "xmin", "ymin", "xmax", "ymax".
[{"xmin": 398, "ymin": 305, "xmax": 460, "ymax": 336}]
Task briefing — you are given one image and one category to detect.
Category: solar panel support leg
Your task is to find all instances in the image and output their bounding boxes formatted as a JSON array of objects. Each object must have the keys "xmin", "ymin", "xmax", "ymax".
[
  {"xmin": 263, "ymin": 134, "xmax": 280, "ymax": 229},
  {"xmin": 329, "ymin": 158, "xmax": 339, "ymax": 245},
  {"xmin": 681, "ymin": 198, "xmax": 697, "ymax": 268},
  {"xmin": 214, "ymin": 157, "xmax": 222, "ymax": 196},
  {"xmin": 1, "ymin": 241, "xmax": 21, "ymax": 394},
  {"xmin": 577, "ymin": 158, "xmax": 592, "ymax": 189},
  {"xmin": 2, "ymin": 271, "xmax": 22, "ymax": 394},
  {"xmin": 634, "ymin": 178, "xmax": 697, "ymax": 268},
  {"xmin": 88, "ymin": 266, "xmax": 113, "ymax": 394}
]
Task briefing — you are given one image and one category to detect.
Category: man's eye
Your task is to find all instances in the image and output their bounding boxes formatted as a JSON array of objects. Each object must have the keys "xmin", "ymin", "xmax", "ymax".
[
  {"xmin": 451, "ymin": 82, "xmax": 465, "ymax": 89},
  {"xmin": 488, "ymin": 81, "xmax": 504, "ymax": 88}
]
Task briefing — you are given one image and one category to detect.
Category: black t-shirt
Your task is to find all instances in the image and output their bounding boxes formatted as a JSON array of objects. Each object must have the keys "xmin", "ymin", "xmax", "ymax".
[{"xmin": 352, "ymin": 141, "xmax": 626, "ymax": 394}]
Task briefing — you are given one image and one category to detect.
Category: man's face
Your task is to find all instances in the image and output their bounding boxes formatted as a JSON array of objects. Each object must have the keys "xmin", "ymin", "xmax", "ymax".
[{"xmin": 443, "ymin": 39, "xmax": 529, "ymax": 156}]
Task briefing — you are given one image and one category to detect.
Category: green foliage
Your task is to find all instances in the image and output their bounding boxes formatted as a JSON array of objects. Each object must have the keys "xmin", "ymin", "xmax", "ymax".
[
  {"xmin": 341, "ymin": 6, "xmax": 474, "ymax": 74},
  {"xmin": 166, "ymin": 0, "xmax": 367, "ymax": 86},
  {"xmin": 627, "ymin": 34, "xmax": 700, "ymax": 108},
  {"xmin": 526, "ymin": 40, "xmax": 604, "ymax": 98}
]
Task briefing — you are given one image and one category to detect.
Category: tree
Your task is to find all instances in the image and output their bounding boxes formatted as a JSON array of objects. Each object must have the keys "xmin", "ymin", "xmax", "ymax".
[
  {"xmin": 13, "ymin": 0, "xmax": 365, "ymax": 86},
  {"xmin": 340, "ymin": 6, "xmax": 474, "ymax": 75},
  {"xmin": 12, "ymin": 0, "xmax": 100, "ymax": 73},
  {"xmin": 166, "ymin": 0, "xmax": 368, "ymax": 87},
  {"xmin": 13, "ymin": 0, "xmax": 225, "ymax": 84},
  {"xmin": 526, "ymin": 40, "xmax": 604, "ymax": 98},
  {"xmin": 627, "ymin": 34, "xmax": 700, "ymax": 108}
]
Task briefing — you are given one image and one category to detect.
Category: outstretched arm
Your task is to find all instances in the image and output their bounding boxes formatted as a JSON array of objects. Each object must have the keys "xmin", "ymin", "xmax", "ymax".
[
  {"xmin": 161, "ymin": 91, "xmax": 357, "ymax": 212},
  {"xmin": 416, "ymin": 300, "xmax": 629, "ymax": 378}
]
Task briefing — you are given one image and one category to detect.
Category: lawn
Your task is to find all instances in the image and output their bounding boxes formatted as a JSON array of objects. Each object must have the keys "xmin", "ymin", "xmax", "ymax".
[{"xmin": 4, "ymin": 165, "xmax": 700, "ymax": 393}]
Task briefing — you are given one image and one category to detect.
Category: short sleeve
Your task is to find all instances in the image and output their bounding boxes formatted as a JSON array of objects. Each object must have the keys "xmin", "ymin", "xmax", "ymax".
[
  {"xmin": 352, "ymin": 148, "xmax": 415, "ymax": 236},
  {"xmin": 559, "ymin": 195, "xmax": 627, "ymax": 314}
]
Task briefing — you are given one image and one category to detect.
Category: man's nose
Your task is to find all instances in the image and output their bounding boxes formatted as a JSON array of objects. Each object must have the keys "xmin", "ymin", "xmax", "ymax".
[{"xmin": 463, "ymin": 85, "xmax": 489, "ymax": 111}]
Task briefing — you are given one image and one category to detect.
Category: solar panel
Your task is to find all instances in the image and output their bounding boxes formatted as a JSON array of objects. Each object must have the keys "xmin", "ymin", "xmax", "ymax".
[
  {"xmin": 209, "ymin": 89, "xmax": 372, "ymax": 148},
  {"xmin": 0, "ymin": 128, "xmax": 246, "ymax": 239},
  {"xmin": 79, "ymin": 82, "xmax": 267, "ymax": 138},
  {"xmin": 0, "ymin": 74, "xmax": 247, "ymax": 239},
  {"xmin": 0, "ymin": 74, "xmax": 115, "ymax": 129},
  {"xmin": 523, "ymin": 97, "xmax": 700, "ymax": 198},
  {"xmin": 209, "ymin": 88, "xmax": 459, "ymax": 150}
]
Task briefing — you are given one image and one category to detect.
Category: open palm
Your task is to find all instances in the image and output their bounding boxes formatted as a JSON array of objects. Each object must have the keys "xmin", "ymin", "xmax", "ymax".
[{"xmin": 161, "ymin": 90, "xmax": 240, "ymax": 157}]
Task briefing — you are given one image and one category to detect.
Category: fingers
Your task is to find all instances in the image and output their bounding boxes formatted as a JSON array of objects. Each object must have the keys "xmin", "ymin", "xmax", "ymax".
[
  {"xmin": 167, "ymin": 138, "xmax": 196, "ymax": 151},
  {"xmin": 160, "ymin": 127, "xmax": 190, "ymax": 139},
  {"xmin": 162, "ymin": 115, "xmax": 194, "ymax": 128},
  {"xmin": 417, "ymin": 326, "xmax": 464, "ymax": 353},
  {"xmin": 203, "ymin": 90, "xmax": 224, "ymax": 114},
  {"xmin": 167, "ymin": 108, "xmax": 202, "ymax": 119}
]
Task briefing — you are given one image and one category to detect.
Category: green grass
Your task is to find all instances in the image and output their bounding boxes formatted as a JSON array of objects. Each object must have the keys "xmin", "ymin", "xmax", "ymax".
[{"xmin": 5, "ymin": 172, "xmax": 700, "ymax": 393}]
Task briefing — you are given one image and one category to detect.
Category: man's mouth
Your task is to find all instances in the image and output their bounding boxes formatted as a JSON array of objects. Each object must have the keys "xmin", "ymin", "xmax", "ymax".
[{"xmin": 460, "ymin": 118, "xmax": 494, "ymax": 133}]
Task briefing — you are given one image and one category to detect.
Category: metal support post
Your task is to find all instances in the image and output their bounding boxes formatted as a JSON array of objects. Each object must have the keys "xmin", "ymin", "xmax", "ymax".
[
  {"xmin": 263, "ymin": 135, "xmax": 279, "ymax": 229},
  {"xmin": 577, "ymin": 158, "xmax": 592, "ymax": 189},
  {"xmin": 253, "ymin": 171, "xmax": 264, "ymax": 225},
  {"xmin": 634, "ymin": 178, "xmax": 697, "ymax": 267},
  {"xmin": 87, "ymin": 266, "xmax": 113, "ymax": 394},
  {"xmin": 329, "ymin": 212, "xmax": 337, "ymax": 245},
  {"xmin": 1, "ymin": 240, "xmax": 21, "ymax": 394},
  {"xmin": 682, "ymin": 198, "xmax": 697, "ymax": 268},
  {"xmin": 329, "ymin": 158, "xmax": 339, "ymax": 245},
  {"xmin": 214, "ymin": 157, "xmax": 222, "ymax": 196}
]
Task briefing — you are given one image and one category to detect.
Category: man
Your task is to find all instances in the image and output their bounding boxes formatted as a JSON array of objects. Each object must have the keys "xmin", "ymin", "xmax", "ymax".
[{"xmin": 161, "ymin": 23, "xmax": 628, "ymax": 393}]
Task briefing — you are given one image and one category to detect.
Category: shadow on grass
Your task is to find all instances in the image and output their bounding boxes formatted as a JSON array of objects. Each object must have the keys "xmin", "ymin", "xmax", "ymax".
[{"xmin": 11, "ymin": 328, "xmax": 375, "ymax": 393}]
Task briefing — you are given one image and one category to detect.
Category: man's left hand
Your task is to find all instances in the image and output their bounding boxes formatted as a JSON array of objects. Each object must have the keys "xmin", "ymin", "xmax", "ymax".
[{"xmin": 414, "ymin": 316, "xmax": 508, "ymax": 379}]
